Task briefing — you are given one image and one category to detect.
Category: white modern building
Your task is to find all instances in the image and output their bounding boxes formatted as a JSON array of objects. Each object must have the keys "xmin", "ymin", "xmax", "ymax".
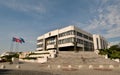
[
  {"xmin": 22, "ymin": 25, "xmax": 108, "ymax": 63},
  {"xmin": 93, "ymin": 34, "xmax": 108, "ymax": 50},
  {"xmin": 37, "ymin": 25, "xmax": 94, "ymax": 52}
]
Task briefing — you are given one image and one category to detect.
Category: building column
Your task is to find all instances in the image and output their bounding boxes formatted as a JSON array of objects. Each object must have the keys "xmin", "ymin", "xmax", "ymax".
[
  {"xmin": 56, "ymin": 35, "xmax": 59, "ymax": 52},
  {"xmin": 43, "ymin": 38, "xmax": 45, "ymax": 51}
]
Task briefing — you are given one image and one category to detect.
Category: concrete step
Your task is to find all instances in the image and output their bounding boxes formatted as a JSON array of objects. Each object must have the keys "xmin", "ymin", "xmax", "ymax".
[{"xmin": 46, "ymin": 52, "xmax": 119, "ymax": 65}]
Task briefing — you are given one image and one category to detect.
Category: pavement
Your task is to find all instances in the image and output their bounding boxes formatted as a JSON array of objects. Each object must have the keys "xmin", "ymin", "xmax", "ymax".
[
  {"xmin": 0, "ymin": 69, "xmax": 53, "ymax": 75},
  {"xmin": 0, "ymin": 62, "xmax": 120, "ymax": 75}
]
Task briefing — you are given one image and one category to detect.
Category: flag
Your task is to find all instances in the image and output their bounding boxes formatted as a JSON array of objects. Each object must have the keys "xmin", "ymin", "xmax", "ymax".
[
  {"xmin": 12, "ymin": 37, "xmax": 25, "ymax": 43},
  {"xmin": 12, "ymin": 37, "xmax": 16, "ymax": 42},
  {"xmin": 12, "ymin": 37, "xmax": 21, "ymax": 43},
  {"xmin": 20, "ymin": 38, "xmax": 25, "ymax": 43},
  {"xmin": 16, "ymin": 38, "xmax": 21, "ymax": 43}
]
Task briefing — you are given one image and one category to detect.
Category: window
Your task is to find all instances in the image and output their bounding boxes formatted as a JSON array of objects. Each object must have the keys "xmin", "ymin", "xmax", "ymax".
[
  {"xmin": 59, "ymin": 30, "xmax": 75, "ymax": 37},
  {"xmin": 89, "ymin": 37, "xmax": 93, "ymax": 41},
  {"xmin": 77, "ymin": 32, "xmax": 83, "ymax": 37},
  {"xmin": 58, "ymin": 37, "xmax": 74, "ymax": 44},
  {"xmin": 84, "ymin": 41, "xmax": 89, "ymax": 47},
  {"xmin": 46, "ymin": 37, "xmax": 56, "ymax": 45},
  {"xmin": 83, "ymin": 34, "xmax": 89, "ymax": 39},
  {"xmin": 77, "ymin": 38, "xmax": 83, "ymax": 44},
  {"xmin": 37, "ymin": 44, "xmax": 43, "ymax": 48},
  {"xmin": 37, "ymin": 39, "xmax": 43, "ymax": 43}
]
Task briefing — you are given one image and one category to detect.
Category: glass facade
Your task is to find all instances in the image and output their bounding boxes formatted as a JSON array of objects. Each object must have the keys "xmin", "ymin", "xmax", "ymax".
[
  {"xmin": 46, "ymin": 37, "xmax": 56, "ymax": 45},
  {"xmin": 37, "ymin": 39, "xmax": 43, "ymax": 43},
  {"xmin": 59, "ymin": 30, "xmax": 75, "ymax": 37},
  {"xmin": 77, "ymin": 32, "xmax": 83, "ymax": 37},
  {"xmin": 59, "ymin": 37, "xmax": 74, "ymax": 44},
  {"xmin": 37, "ymin": 44, "xmax": 43, "ymax": 48},
  {"xmin": 76, "ymin": 38, "xmax": 83, "ymax": 44}
]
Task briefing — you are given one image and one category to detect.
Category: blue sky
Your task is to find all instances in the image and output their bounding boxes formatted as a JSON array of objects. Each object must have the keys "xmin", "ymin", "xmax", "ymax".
[{"xmin": 0, "ymin": 0, "xmax": 120, "ymax": 54}]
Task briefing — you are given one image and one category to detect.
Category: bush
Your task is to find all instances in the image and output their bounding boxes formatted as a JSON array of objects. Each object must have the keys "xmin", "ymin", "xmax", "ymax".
[
  {"xmin": 99, "ymin": 44, "xmax": 120, "ymax": 59},
  {"xmin": 1, "ymin": 53, "xmax": 19, "ymax": 62}
]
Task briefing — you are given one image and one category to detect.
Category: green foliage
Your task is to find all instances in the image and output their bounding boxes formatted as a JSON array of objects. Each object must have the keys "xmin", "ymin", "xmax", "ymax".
[
  {"xmin": 99, "ymin": 44, "xmax": 120, "ymax": 59},
  {"xmin": 109, "ymin": 45, "xmax": 120, "ymax": 51},
  {"xmin": 108, "ymin": 51, "xmax": 120, "ymax": 59},
  {"xmin": 98, "ymin": 49, "xmax": 108, "ymax": 55},
  {"xmin": 1, "ymin": 53, "xmax": 19, "ymax": 62}
]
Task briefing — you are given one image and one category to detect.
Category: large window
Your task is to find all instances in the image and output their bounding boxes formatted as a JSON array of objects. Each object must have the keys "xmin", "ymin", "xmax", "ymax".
[
  {"xmin": 37, "ymin": 39, "xmax": 43, "ymax": 43},
  {"xmin": 46, "ymin": 37, "xmax": 56, "ymax": 45},
  {"xmin": 84, "ymin": 41, "xmax": 89, "ymax": 47},
  {"xmin": 89, "ymin": 37, "xmax": 93, "ymax": 41},
  {"xmin": 77, "ymin": 32, "xmax": 83, "ymax": 37},
  {"xmin": 59, "ymin": 30, "xmax": 75, "ymax": 37},
  {"xmin": 83, "ymin": 34, "xmax": 89, "ymax": 39},
  {"xmin": 58, "ymin": 37, "xmax": 74, "ymax": 44},
  {"xmin": 37, "ymin": 44, "xmax": 43, "ymax": 48},
  {"xmin": 77, "ymin": 38, "xmax": 83, "ymax": 44}
]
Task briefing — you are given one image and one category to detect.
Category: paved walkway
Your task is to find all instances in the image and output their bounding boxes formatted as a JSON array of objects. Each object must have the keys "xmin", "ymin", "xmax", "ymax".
[
  {"xmin": 0, "ymin": 62, "xmax": 120, "ymax": 75},
  {"xmin": 0, "ymin": 69, "xmax": 53, "ymax": 75},
  {"xmin": 0, "ymin": 68, "xmax": 120, "ymax": 75}
]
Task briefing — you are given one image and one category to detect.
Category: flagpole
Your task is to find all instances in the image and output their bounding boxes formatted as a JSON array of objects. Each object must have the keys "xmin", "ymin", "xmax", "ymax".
[
  {"xmin": 15, "ymin": 42, "xmax": 19, "ymax": 52},
  {"xmin": 10, "ymin": 38, "xmax": 14, "ymax": 52},
  {"xmin": 11, "ymin": 37, "xmax": 25, "ymax": 52}
]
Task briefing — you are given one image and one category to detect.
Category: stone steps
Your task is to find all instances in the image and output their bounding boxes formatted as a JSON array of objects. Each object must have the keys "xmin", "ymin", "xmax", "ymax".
[{"xmin": 46, "ymin": 51, "xmax": 119, "ymax": 65}]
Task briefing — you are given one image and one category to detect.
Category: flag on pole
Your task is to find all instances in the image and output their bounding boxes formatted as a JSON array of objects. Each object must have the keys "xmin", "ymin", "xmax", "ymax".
[
  {"xmin": 12, "ymin": 37, "xmax": 25, "ymax": 44},
  {"xmin": 12, "ymin": 37, "xmax": 20, "ymax": 43}
]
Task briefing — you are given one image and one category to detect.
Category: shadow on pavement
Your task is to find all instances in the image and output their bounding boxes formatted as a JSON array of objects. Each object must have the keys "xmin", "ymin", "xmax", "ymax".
[{"xmin": 0, "ymin": 69, "xmax": 57, "ymax": 75}]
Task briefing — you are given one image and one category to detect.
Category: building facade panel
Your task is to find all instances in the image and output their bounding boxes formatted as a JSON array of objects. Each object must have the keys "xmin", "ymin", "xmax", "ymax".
[
  {"xmin": 58, "ymin": 26, "xmax": 74, "ymax": 34},
  {"xmin": 93, "ymin": 34, "xmax": 108, "ymax": 51}
]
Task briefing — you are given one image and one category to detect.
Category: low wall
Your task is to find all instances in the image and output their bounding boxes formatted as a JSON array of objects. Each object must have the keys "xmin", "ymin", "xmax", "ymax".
[{"xmin": 19, "ymin": 57, "xmax": 48, "ymax": 64}]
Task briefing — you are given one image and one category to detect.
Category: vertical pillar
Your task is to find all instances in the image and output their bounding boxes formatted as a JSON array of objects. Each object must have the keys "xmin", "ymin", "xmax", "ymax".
[
  {"xmin": 43, "ymin": 38, "xmax": 46, "ymax": 51},
  {"xmin": 83, "ymin": 40, "xmax": 85, "ymax": 52},
  {"xmin": 74, "ymin": 38, "xmax": 76, "ymax": 52},
  {"xmin": 74, "ymin": 30, "xmax": 78, "ymax": 52},
  {"xmin": 56, "ymin": 35, "xmax": 59, "ymax": 52}
]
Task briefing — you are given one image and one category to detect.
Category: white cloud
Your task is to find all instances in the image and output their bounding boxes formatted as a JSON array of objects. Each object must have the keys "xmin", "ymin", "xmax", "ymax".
[
  {"xmin": 101, "ymin": 0, "xmax": 108, "ymax": 4},
  {"xmin": 71, "ymin": 21, "xmax": 88, "ymax": 28},
  {"xmin": 110, "ymin": 41, "xmax": 120, "ymax": 45},
  {"xmin": 86, "ymin": 0, "xmax": 120, "ymax": 39},
  {"xmin": 105, "ymin": 27, "xmax": 120, "ymax": 38},
  {"xmin": 0, "ymin": 0, "xmax": 46, "ymax": 14}
]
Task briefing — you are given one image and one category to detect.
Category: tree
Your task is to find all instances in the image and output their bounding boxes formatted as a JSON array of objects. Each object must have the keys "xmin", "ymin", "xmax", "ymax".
[
  {"xmin": 99, "ymin": 44, "xmax": 120, "ymax": 59},
  {"xmin": 1, "ymin": 53, "xmax": 19, "ymax": 62},
  {"xmin": 108, "ymin": 45, "xmax": 120, "ymax": 59},
  {"xmin": 98, "ymin": 49, "xmax": 108, "ymax": 55}
]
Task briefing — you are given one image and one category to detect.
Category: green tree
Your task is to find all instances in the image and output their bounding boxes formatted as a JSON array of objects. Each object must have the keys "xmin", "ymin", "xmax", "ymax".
[
  {"xmin": 98, "ymin": 49, "xmax": 108, "ymax": 55},
  {"xmin": 99, "ymin": 44, "xmax": 120, "ymax": 59},
  {"xmin": 1, "ymin": 53, "xmax": 19, "ymax": 62},
  {"xmin": 108, "ymin": 45, "xmax": 120, "ymax": 59}
]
